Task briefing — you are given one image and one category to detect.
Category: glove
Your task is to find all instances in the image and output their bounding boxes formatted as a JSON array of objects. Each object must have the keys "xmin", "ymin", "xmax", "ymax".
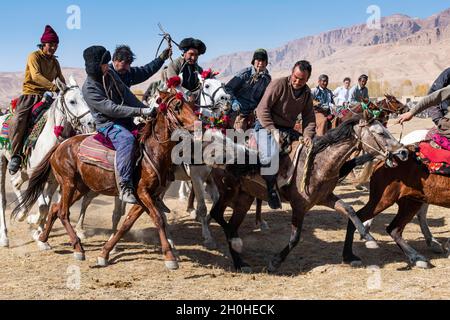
[
  {"xmin": 140, "ymin": 106, "xmax": 157, "ymax": 117},
  {"xmin": 232, "ymin": 100, "xmax": 242, "ymax": 112},
  {"xmin": 159, "ymin": 48, "xmax": 172, "ymax": 61},
  {"xmin": 42, "ymin": 91, "xmax": 56, "ymax": 104}
]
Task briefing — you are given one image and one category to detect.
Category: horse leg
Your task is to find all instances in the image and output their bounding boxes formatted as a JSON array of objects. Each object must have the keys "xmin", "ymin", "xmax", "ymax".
[
  {"xmin": 37, "ymin": 202, "xmax": 60, "ymax": 251},
  {"xmin": 323, "ymin": 193, "xmax": 378, "ymax": 248},
  {"xmin": 29, "ymin": 181, "xmax": 58, "ymax": 241},
  {"xmin": 112, "ymin": 196, "xmax": 125, "ymax": 233},
  {"xmin": 139, "ymin": 191, "xmax": 178, "ymax": 270},
  {"xmin": 75, "ymin": 191, "xmax": 97, "ymax": 240},
  {"xmin": 268, "ymin": 198, "xmax": 306, "ymax": 273},
  {"xmin": 56, "ymin": 186, "xmax": 87, "ymax": 261},
  {"xmin": 11, "ymin": 181, "xmax": 28, "ymax": 222},
  {"xmin": 97, "ymin": 204, "xmax": 144, "ymax": 267},
  {"xmin": 0, "ymin": 156, "xmax": 8, "ymax": 247},
  {"xmin": 355, "ymin": 161, "xmax": 374, "ymax": 191},
  {"xmin": 191, "ymin": 167, "xmax": 216, "ymax": 249},
  {"xmin": 416, "ymin": 203, "xmax": 445, "ymax": 254},
  {"xmin": 342, "ymin": 190, "xmax": 397, "ymax": 266},
  {"xmin": 386, "ymin": 198, "xmax": 431, "ymax": 268},
  {"xmin": 255, "ymin": 199, "xmax": 269, "ymax": 231}
]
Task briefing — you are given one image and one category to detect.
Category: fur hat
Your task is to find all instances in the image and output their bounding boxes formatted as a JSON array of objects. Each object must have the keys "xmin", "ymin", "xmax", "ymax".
[
  {"xmin": 251, "ymin": 48, "xmax": 268, "ymax": 65},
  {"xmin": 179, "ymin": 38, "xmax": 207, "ymax": 55},
  {"xmin": 83, "ymin": 46, "xmax": 111, "ymax": 79}
]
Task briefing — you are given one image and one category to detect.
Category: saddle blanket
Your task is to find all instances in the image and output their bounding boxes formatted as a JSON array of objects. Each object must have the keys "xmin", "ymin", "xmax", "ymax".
[
  {"xmin": 416, "ymin": 142, "xmax": 450, "ymax": 176},
  {"xmin": 78, "ymin": 135, "xmax": 115, "ymax": 172}
]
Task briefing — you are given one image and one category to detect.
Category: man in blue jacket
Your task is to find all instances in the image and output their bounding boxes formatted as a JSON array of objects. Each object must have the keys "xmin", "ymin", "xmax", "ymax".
[
  {"xmin": 110, "ymin": 45, "xmax": 171, "ymax": 88},
  {"xmin": 425, "ymin": 67, "xmax": 450, "ymax": 125},
  {"xmin": 225, "ymin": 48, "xmax": 271, "ymax": 130},
  {"xmin": 82, "ymin": 45, "xmax": 154, "ymax": 204}
]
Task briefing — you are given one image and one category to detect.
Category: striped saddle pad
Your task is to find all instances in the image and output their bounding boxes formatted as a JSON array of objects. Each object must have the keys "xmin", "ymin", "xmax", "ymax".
[{"xmin": 78, "ymin": 135, "xmax": 115, "ymax": 172}]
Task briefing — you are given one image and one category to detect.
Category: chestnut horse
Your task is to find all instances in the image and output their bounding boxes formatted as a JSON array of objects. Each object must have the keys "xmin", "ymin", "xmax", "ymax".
[
  {"xmin": 342, "ymin": 149, "xmax": 450, "ymax": 269},
  {"xmin": 207, "ymin": 115, "xmax": 408, "ymax": 272},
  {"xmin": 12, "ymin": 90, "xmax": 198, "ymax": 270}
]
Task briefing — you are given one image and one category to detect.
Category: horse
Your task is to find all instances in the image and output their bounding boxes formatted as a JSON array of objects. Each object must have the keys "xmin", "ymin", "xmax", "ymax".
[
  {"xmin": 341, "ymin": 147, "xmax": 450, "ymax": 269},
  {"xmin": 356, "ymin": 128, "xmax": 448, "ymax": 255},
  {"xmin": 13, "ymin": 89, "xmax": 198, "ymax": 270},
  {"xmin": 253, "ymin": 95, "xmax": 408, "ymax": 231},
  {"xmin": 205, "ymin": 114, "xmax": 409, "ymax": 272},
  {"xmin": 0, "ymin": 76, "xmax": 95, "ymax": 248},
  {"xmin": 72, "ymin": 74, "xmax": 231, "ymax": 249}
]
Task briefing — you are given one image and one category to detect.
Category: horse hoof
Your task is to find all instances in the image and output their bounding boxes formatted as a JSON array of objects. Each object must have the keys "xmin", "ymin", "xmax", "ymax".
[
  {"xmin": 37, "ymin": 241, "xmax": 52, "ymax": 251},
  {"xmin": 239, "ymin": 266, "xmax": 253, "ymax": 274},
  {"xmin": 204, "ymin": 239, "xmax": 217, "ymax": 250},
  {"xmin": 97, "ymin": 257, "xmax": 108, "ymax": 267},
  {"xmin": 415, "ymin": 260, "xmax": 430, "ymax": 269},
  {"xmin": 350, "ymin": 260, "xmax": 363, "ymax": 268},
  {"xmin": 258, "ymin": 220, "xmax": 270, "ymax": 231},
  {"xmin": 231, "ymin": 238, "xmax": 243, "ymax": 253},
  {"xmin": 429, "ymin": 240, "xmax": 446, "ymax": 254},
  {"xmin": 76, "ymin": 230, "xmax": 86, "ymax": 241},
  {"xmin": 165, "ymin": 260, "xmax": 179, "ymax": 270},
  {"xmin": 0, "ymin": 237, "xmax": 9, "ymax": 248},
  {"xmin": 74, "ymin": 252, "xmax": 86, "ymax": 261},
  {"xmin": 365, "ymin": 241, "xmax": 379, "ymax": 249},
  {"xmin": 267, "ymin": 261, "xmax": 279, "ymax": 273}
]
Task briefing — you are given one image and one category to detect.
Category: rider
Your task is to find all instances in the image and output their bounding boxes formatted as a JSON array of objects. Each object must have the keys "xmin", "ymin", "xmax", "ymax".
[
  {"xmin": 225, "ymin": 48, "xmax": 272, "ymax": 130},
  {"xmin": 349, "ymin": 74, "xmax": 369, "ymax": 105},
  {"xmin": 311, "ymin": 74, "xmax": 335, "ymax": 136},
  {"xmin": 255, "ymin": 60, "xmax": 316, "ymax": 209},
  {"xmin": 421, "ymin": 68, "xmax": 450, "ymax": 125},
  {"xmin": 397, "ymin": 85, "xmax": 450, "ymax": 138},
  {"xmin": 8, "ymin": 25, "xmax": 65, "ymax": 175},
  {"xmin": 82, "ymin": 46, "xmax": 155, "ymax": 204},
  {"xmin": 110, "ymin": 45, "xmax": 171, "ymax": 88}
]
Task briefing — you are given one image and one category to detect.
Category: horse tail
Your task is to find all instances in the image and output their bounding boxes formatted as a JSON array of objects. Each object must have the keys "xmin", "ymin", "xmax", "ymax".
[
  {"xmin": 11, "ymin": 145, "xmax": 58, "ymax": 220},
  {"xmin": 339, "ymin": 153, "xmax": 374, "ymax": 180}
]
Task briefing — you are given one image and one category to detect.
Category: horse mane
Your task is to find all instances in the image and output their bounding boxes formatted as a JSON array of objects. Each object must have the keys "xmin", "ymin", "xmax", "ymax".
[
  {"xmin": 139, "ymin": 118, "xmax": 155, "ymax": 143},
  {"xmin": 311, "ymin": 115, "xmax": 362, "ymax": 156}
]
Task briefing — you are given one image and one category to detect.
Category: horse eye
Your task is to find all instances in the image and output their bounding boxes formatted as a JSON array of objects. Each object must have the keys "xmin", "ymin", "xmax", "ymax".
[
  {"xmin": 205, "ymin": 85, "xmax": 210, "ymax": 89},
  {"xmin": 70, "ymin": 100, "xmax": 76, "ymax": 105}
]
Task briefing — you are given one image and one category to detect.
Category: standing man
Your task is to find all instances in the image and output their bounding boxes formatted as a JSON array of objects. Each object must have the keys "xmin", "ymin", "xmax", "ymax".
[
  {"xmin": 225, "ymin": 48, "xmax": 272, "ymax": 130},
  {"xmin": 333, "ymin": 77, "xmax": 352, "ymax": 107},
  {"xmin": 255, "ymin": 61, "xmax": 316, "ymax": 209},
  {"xmin": 82, "ymin": 46, "xmax": 154, "ymax": 204},
  {"xmin": 8, "ymin": 25, "xmax": 65, "ymax": 175},
  {"xmin": 311, "ymin": 74, "xmax": 335, "ymax": 136},
  {"xmin": 349, "ymin": 74, "xmax": 369, "ymax": 105},
  {"xmin": 110, "ymin": 45, "xmax": 171, "ymax": 88}
]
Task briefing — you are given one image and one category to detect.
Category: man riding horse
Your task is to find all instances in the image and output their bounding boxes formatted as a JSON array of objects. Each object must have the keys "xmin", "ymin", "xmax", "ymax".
[
  {"xmin": 255, "ymin": 60, "xmax": 316, "ymax": 209},
  {"xmin": 349, "ymin": 74, "xmax": 369, "ymax": 105},
  {"xmin": 225, "ymin": 48, "xmax": 272, "ymax": 130},
  {"xmin": 81, "ymin": 46, "xmax": 154, "ymax": 204},
  {"xmin": 8, "ymin": 25, "xmax": 65, "ymax": 175},
  {"xmin": 110, "ymin": 45, "xmax": 171, "ymax": 88}
]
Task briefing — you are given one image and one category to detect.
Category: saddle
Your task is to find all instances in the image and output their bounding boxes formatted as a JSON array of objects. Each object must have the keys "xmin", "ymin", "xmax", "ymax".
[{"xmin": 415, "ymin": 139, "xmax": 450, "ymax": 176}]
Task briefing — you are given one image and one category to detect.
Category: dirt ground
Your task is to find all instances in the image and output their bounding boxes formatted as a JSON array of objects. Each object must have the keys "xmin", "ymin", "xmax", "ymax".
[{"xmin": 0, "ymin": 118, "xmax": 449, "ymax": 300}]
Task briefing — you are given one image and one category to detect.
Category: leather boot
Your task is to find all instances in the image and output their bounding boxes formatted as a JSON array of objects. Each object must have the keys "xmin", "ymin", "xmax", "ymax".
[{"xmin": 263, "ymin": 174, "xmax": 281, "ymax": 210}]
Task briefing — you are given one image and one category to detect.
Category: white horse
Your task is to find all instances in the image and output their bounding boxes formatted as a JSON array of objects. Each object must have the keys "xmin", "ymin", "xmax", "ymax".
[
  {"xmin": 0, "ymin": 76, "xmax": 95, "ymax": 248},
  {"xmin": 363, "ymin": 129, "xmax": 449, "ymax": 254},
  {"xmin": 73, "ymin": 75, "xmax": 232, "ymax": 249}
]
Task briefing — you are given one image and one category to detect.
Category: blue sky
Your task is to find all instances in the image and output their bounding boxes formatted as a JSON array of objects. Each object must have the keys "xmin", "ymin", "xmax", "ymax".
[{"xmin": 0, "ymin": 0, "xmax": 449, "ymax": 71}]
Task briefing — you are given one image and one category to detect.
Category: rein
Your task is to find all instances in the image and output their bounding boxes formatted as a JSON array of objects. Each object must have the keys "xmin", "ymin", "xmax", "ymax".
[{"xmin": 55, "ymin": 85, "xmax": 91, "ymax": 135}]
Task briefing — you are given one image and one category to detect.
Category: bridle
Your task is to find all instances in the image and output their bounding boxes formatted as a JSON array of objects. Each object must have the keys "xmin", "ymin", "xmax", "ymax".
[
  {"xmin": 353, "ymin": 119, "xmax": 394, "ymax": 162},
  {"xmin": 198, "ymin": 79, "xmax": 230, "ymax": 116},
  {"xmin": 56, "ymin": 85, "xmax": 92, "ymax": 133}
]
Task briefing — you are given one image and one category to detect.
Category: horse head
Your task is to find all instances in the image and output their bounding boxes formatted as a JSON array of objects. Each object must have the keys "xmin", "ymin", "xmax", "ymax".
[
  {"xmin": 55, "ymin": 75, "xmax": 95, "ymax": 134},
  {"xmin": 378, "ymin": 94, "xmax": 409, "ymax": 115},
  {"xmin": 354, "ymin": 114, "xmax": 409, "ymax": 168},
  {"xmin": 197, "ymin": 71, "xmax": 231, "ymax": 115}
]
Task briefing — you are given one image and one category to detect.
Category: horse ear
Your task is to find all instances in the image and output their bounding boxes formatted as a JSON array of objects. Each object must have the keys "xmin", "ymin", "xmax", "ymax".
[
  {"xmin": 56, "ymin": 78, "xmax": 67, "ymax": 93},
  {"xmin": 68, "ymin": 75, "xmax": 78, "ymax": 87},
  {"xmin": 158, "ymin": 89, "xmax": 168, "ymax": 99}
]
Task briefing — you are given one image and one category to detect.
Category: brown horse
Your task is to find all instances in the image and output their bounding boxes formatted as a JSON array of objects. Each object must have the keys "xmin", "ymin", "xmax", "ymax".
[
  {"xmin": 254, "ymin": 95, "xmax": 407, "ymax": 230},
  {"xmin": 342, "ymin": 149, "xmax": 450, "ymax": 269},
  {"xmin": 206, "ymin": 115, "xmax": 408, "ymax": 272},
  {"xmin": 13, "ymin": 90, "xmax": 198, "ymax": 270}
]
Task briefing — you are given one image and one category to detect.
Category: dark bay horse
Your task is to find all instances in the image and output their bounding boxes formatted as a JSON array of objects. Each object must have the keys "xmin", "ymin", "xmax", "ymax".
[
  {"xmin": 12, "ymin": 90, "xmax": 198, "ymax": 270},
  {"xmin": 207, "ymin": 115, "xmax": 409, "ymax": 272},
  {"xmin": 342, "ymin": 149, "xmax": 450, "ymax": 269}
]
